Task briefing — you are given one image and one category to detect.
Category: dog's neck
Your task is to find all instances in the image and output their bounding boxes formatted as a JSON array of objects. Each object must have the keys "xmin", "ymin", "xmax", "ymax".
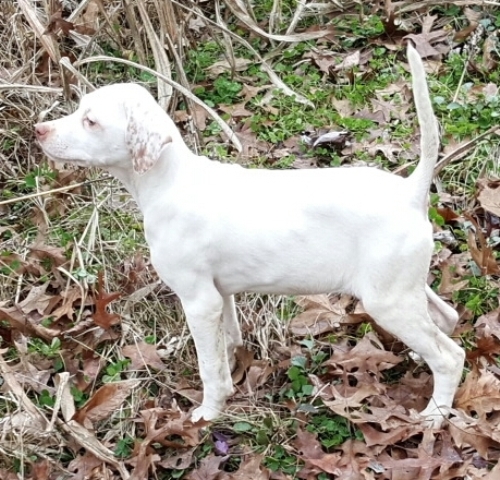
[{"xmin": 107, "ymin": 135, "xmax": 194, "ymax": 212}]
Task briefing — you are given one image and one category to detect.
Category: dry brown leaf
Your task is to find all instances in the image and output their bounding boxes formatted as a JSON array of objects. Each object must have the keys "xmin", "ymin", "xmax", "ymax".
[
  {"xmin": 93, "ymin": 271, "xmax": 121, "ymax": 329},
  {"xmin": 17, "ymin": 283, "xmax": 53, "ymax": 315},
  {"xmin": 467, "ymin": 227, "xmax": 500, "ymax": 275},
  {"xmin": 122, "ymin": 341, "xmax": 167, "ymax": 371},
  {"xmin": 367, "ymin": 142, "xmax": 402, "ymax": 163},
  {"xmin": 471, "ymin": 308, "xmax": 500, "ymax": 360},
  {"xmin": 404, "ymin": 30, "xmax": 450, "ymax": 58},
  {"xmin": 231, "ymin": 346, "xmax": 255, "ymax": 383},
  {"xmin": 0, "ymin": 411, "xmax": 48, "ymax": 439},
  {"xmin": 219, "ymin": 102, "xmax": 254, "ymax": 118},
  {"xmin": 28, "ymin": 241, "xmax": 67, "ymax": 268},
  {"xmin": 332, "ymin": 98, "xmax": 355, "ymax": 117},
  {"xmin": 333, "ymin": 50, "xmax": 360, "ymax": 71},
  {"xmin": 321, "ymin": 383, "xmax": 386, "ymax": 422},
  {"xmin": 185, "ymin": 454, "xmax": 225, "ymax": 480},
  {"xmin": 0, "ymin": 305, "xmax": 60, "ymax": 340},
  {"xmin": 326, "ymin": 333, "xmax": 403, "ymax": 374},
  {"xmin": 0, "ymin": 470, "xmax": 21, "ymax": 480},
  {"xmin": 335, "ymin": 439, "xmax": 374, "ymax": 479},
  {"xmin": 207, "ymin": 58, "xmax": 253, "ymax": 76},
  {"xmin": 80, "ymin": 0, "xmax": 100, "ymax": 33},
  {"xmin": 130, "ymin": 407, "xmax": 207, "ymax": 479},
  {"xmin": 27, "ymin": 460, "xmax": 52, "ymax": 480},
  {"xmin": 309, "ymin": 51, "xmax": 337, "ymax": 75},
  {"xmin": 68, "ymin": 452, "xmax": 112, "ymax": 480},
  {"xmin": 79, "ymin": 352, "xmax": 103, "ymax": 385},
  {"xmin": 140, "ymin": 407, "xmax": 207, "ymax": 447},
  {"xmin": 50, "ymin": 285, "xmax": 82, "ymax": 321},
  {"xmin": 290, "ymin": 295, "xmax": 367, "ymax": 337},
  {"xmin": 293, "ymin": 429, "xmax": 342, "ymax": 475},
  {"xmin": 359, "ymin": 422, "xmax": 424, "ymax": 447},
  {"xmin": 447, "ymin": 413, "xmax": 492, "ymax": 459},
  {"xmin": 453, "ymin": 8, "xmax": 479, "ymax": 43},
  {"xmin": 0, "ymin": 252, "xmax": 31, "ymax": 275},
  {"xmin": 438, "ymin": 252, "xmax": 471, "ymax": 295},
  {"xmin": 482, "ymin": 34, "xmax": 498, "ymax": 72},
  {"xmin": 220, "ymin": 454, "xmax": 270, "ymax": 480},
  {"xmin": 73, "ymin": 380, "xmax": 139, "ymax": 427},
  {"xmin": 455, "ymin": 366, "xmax": 500, "ymax": 420},
  {"xmin": 478, "ymin": 179, "xmax": 500, "ymax": 218},
  {"xmin": 158, "ymin": 447, "xmax": 196, "ymax": 470},
  {"xmin": 0, "ymin": 350, "xmax": 50, "ymax": 434},
  {"xmin": 129, "ymin": 452, "xmax": 161, "ymax": 480},
  {"xmin": 46, "ymin": 11, "xmax": 74, "ymax": 36},
  {"xmin": 355, "ymin": 107, "xmax": 387, "ymax": 125},
  {"xmin": 173, "ymin": 103, "xmax": 211, "ymax": 132},
  {"xmin": 245, "ymin": 360, "xmax": 275, "ymax": 392},
  {"xmin": 11, "ymin": 360, "xmax": 52, "ymax": 394}
]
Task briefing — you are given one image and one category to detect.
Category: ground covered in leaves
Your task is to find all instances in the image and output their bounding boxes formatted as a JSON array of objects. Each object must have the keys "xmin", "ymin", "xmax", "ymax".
[{"xmin": 2, "ymin": 0, "xmax": 500, "ymax": 479}]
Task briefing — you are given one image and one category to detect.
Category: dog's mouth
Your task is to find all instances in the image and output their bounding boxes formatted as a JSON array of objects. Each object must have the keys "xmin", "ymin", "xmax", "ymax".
[{"xmin": 38, "ymin": 145, "xmax": 88, "ymax": 167}]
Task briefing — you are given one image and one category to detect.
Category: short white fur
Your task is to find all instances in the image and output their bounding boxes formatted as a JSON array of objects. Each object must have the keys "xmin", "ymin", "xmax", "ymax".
[{"xmin": 35, "ymin": 43, "xmax": 465, "ymax": 427}]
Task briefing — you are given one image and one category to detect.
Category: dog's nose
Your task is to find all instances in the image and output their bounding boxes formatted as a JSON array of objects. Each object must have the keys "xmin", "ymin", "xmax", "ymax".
[{"xmin": 34, "ymin": 123, "xmax": 52, "ymax": 141}]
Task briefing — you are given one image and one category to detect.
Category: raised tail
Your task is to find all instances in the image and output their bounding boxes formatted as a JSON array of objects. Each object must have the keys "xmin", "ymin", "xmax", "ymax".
[{"xmin": 405, "ymin": 42, "xmax": 440, "ymax": 211}]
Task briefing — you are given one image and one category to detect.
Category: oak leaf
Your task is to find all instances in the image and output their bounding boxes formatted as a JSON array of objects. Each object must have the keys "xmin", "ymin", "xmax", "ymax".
[
  {"xmin": 73, "ymin": 380, "xmax": 139, "ymax": 428},
  {"xmin": 290, "ymin": 294, "xmax": 367, "ymax": 337},
  {"xmin": 186, "ymin": 454, "xmax": 225, "ymax": 480},
  {"xmin": 293, "ymin": 429, "xmax": 342, "ymax": 476},
  {"xmin": 122, "ymin": 341, "xmax": 166, "ymax": 371},
  {"xmin": 93, "ymin": 271, "xmax": 121, "ymax": 329},
  {"xmin": 455, "ymin": 366, "xmax": 500, "ymax": 420},
  {"xmin": 220, "ymin": 454, "xmax": 270, "ymax": 480}
]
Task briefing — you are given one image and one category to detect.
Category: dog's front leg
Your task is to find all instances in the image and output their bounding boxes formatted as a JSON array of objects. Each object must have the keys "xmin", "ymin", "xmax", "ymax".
[{"xmin": 180, "ymin": 288, "xmax": 234, "ymax": 422}]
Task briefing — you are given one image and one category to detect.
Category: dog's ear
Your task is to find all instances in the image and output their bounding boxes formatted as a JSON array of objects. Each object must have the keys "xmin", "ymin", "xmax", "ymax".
[{"xmin": 125, "ymin": 102, "xmax": 172, "ymax": 174}]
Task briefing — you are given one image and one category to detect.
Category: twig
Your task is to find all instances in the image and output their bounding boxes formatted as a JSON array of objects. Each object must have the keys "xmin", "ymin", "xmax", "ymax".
[
  {"xmin": 393, "ymin": 125, "xmax": 499, "ymax": 177},
  {"xmin": 0, "ymin": 84, "xmax": 62, "ymax": 93},
  {"xmin": 434, "ymin": 125, "xmax": 499, "ymax": 175},
  {"xmin": 393, "ymin": 0, "xmax": 500, "ymax": 14},
  {"xmin": 452, "ymin": 56, "xmax": 469, "ymax": 103},
  {"xmin": 0, "ymin": 178, "xmax": 103, "ymax": 207}
]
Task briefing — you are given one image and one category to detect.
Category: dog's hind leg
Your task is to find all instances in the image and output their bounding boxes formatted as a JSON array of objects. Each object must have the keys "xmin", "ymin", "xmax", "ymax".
[
  {"xmin": 425, "ymin": 285, "xmax": 459, "ymax": 335},
  {"xmin": 363, "ymin": 289, "xmax": 465, "ymax": 427},
  {"xmin": 179, "ymin": 286, "xmax": 234, "ymax": 422},
  {"xmin": 223, "ymin": 295, "xmax": 243, "ymax": 371}
]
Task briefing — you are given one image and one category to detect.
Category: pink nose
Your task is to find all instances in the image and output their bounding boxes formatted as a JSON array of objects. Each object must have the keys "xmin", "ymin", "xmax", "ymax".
[{"xmin": 34, "ymin": 123, "xmax": 52, "ymax": 141}]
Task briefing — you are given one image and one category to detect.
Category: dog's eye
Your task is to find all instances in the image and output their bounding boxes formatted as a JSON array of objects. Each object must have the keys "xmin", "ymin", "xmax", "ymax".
[{"xmin": 84, "ymin": 116, "xmax": 97, "ymax": 128}]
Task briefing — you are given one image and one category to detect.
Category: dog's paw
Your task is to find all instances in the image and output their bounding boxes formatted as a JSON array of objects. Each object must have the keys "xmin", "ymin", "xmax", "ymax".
[
  {"xmin": 191, "ymin": 405, "xmax": 221, "ymax": 423},
  {"xmin": 419, "ymin": 406, "xmax": 448, "ymax": 429}
]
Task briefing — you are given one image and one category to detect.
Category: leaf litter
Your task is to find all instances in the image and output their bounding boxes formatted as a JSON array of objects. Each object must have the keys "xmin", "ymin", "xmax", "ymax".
[{"xmin": 2, "ymin": 0, "xmax": 500, "ymax": 479}]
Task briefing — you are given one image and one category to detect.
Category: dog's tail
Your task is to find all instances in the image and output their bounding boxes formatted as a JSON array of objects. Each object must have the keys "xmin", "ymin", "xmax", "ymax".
[{"xmin": 406, "ymin": 42, "xmax": 439, "ymax": 211}]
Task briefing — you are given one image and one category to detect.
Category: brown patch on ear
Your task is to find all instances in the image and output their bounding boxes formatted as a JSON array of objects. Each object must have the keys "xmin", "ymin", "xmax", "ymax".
[
  {"xmin": 126, "ymin": 103, "xmax": 173, "ymax": 174},
  {"xmin": 132, "ymin": 135, "xmax": 173, "ymax": 174}
]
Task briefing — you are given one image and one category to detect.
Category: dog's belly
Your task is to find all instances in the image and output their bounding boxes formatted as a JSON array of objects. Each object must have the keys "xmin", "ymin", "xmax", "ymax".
[{"xmin": 218, "ymin": 273, "xmax": 349, "ymax": 296}]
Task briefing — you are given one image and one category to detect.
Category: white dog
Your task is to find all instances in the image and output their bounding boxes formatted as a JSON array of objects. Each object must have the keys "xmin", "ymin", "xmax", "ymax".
[{"xmin": 35, "ymin": 44, "xmax": 464, "ymax": 427}]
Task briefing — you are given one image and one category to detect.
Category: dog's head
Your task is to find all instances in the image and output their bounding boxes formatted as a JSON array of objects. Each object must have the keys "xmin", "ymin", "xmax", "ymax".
[{"xmin": 35, "ymin": 83, "xmax": 172, "ymax": 174}]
